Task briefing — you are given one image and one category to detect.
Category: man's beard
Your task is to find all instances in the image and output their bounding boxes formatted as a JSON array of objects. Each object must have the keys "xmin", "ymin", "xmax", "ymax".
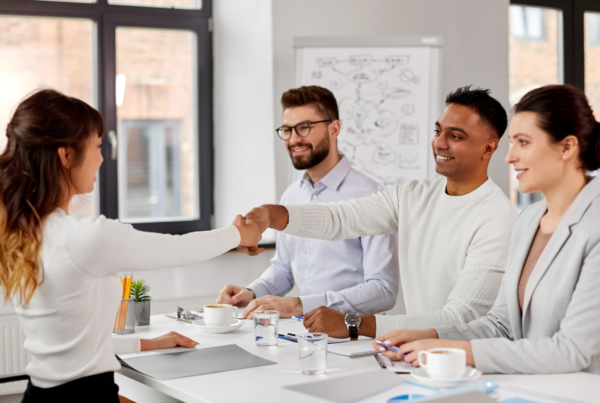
[{"xmin": 288, "ymin": 134, "xmax": 331, "ymax": 170}]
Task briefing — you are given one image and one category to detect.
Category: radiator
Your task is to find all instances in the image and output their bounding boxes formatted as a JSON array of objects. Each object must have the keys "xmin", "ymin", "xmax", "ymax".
[{"xmin": 0, "ymin": 315, "xmax": 29, "ymax": 395}]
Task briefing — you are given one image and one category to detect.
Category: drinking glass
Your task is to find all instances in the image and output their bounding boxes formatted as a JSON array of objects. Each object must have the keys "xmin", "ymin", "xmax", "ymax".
[
  {"xmin": 298, "ymin": 333, "xmax": 328, "ymax": 375},
  {"xmin": 254, "ymin": 310, "xmax": 279, "ymax": 346}
]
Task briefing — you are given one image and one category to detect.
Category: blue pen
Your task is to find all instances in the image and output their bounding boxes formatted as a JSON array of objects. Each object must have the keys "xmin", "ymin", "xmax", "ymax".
[
  {"xmin": 278, "ymin": 334, "xmax": 298, "ymax": 343},
  {"xmin": 292, "ymin": 316, "xmax": 304, "ymax": 321},
  {"xmin": 376, "ymin": 340, "xmax": 409, "ymax": 356}
]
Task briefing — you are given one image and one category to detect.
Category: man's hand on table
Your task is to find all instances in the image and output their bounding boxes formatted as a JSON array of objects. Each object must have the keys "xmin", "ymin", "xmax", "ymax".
[
  {"xmin": 303, "ymin": 306, "xmax": 377, "ymax": 339},
  {"xmin": 140, "ymin": 331, "xmax": 199, "ymax": 351},
  {"xmin": 215, "ymin": 284, "xmax": 255, "ymax": 307},
  {"xmin": 242, "ymin": 295, "xmax": 303, "ymax": 319}
]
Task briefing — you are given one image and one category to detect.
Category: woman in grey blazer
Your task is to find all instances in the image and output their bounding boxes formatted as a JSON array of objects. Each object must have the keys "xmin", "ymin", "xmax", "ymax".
[{"xmin": 374, "ymin": 84, "xmax": 600, "ymax": 374}]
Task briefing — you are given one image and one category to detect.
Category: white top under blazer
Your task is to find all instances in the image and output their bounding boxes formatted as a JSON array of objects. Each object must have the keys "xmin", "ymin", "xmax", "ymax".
[{"xmin": 13, "ymin": 210, "xmax": 240, "ymax": 388}]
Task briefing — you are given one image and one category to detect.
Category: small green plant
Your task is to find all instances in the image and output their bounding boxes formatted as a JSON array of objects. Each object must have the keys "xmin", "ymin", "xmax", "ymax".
[{"xmin": 130, "ymin": 279, "xmax": 152, "ymax": 303}]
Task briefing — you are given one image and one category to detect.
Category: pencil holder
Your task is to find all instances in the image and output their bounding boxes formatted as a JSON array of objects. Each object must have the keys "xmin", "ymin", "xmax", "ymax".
[{"xmin": 112, "ymin": 298, "xmax": 135, "ymax": 335}]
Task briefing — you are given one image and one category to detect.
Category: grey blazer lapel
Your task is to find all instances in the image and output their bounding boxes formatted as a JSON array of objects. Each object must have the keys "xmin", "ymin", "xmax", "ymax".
[
  {"xmin": 507, "ymin": 202, "xmax": 546, "ymax": 338},
  {"xmin": 522, "ymin": 179, "xmax": 600, "ymax": 321}
]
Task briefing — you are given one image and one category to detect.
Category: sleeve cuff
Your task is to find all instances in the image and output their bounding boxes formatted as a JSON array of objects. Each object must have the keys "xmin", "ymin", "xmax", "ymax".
[
  {"xmin": 245, "ymin": 281, "xmax": 269, "ymax": 299},
  {"xmin": 282, "ymin": 205, "xmax": 302, "ymax": 235},
  {"xmin": 299, "ymin": 294, "xmax": 326, "ymax": 314},
  {"xmin": 375, "ymin": 314, "xmax": 400, "ymax": 337},
  {"xmin": 112, "ymin": 335, "xmax": 141, "ymax": 356},
  {"xmin": 470, "ymin": 339, "xmax": 494, "ymax": 372},
  {"xmin": 219, "ymin": 224, "xmax": 241, "ymax": 250}
]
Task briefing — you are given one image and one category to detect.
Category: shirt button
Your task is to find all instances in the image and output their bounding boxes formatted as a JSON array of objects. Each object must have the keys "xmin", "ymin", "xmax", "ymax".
[
  {"xmin": 306, "ymin": 248, "xmax": 310, "ymax": 253},
  {"xmin": 312, "ymin": 195, "xmax": 317, "ymax": 199},
  {"xmin": 305, "ymin": 275, "xmax": 310, "ymax": 279}
]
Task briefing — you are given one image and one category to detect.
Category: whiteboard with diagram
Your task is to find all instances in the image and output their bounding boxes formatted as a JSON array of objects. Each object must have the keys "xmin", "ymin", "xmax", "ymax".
[{"xmin": 295, "ymin": 37, "xmax": 442, "ymax": 187}]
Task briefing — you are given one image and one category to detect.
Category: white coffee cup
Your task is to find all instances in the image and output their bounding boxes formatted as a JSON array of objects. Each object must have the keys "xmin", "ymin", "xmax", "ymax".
[
  {"xmin": 418, "ymin": 348, "xmax": 466, "ymax": 379},
  {"xmin": 204, "ymin": 304, "xmax": 239, "ymax": 326}
]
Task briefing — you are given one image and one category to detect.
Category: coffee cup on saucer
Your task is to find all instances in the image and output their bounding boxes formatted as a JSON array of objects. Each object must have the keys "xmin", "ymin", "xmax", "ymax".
[
  {"xmin": 203, "ymin": 304, "xmax": 239, "ymax": 327},
  {"xmin": 418, "ymin": 348, "xmax": 466, "ymax": 379}
]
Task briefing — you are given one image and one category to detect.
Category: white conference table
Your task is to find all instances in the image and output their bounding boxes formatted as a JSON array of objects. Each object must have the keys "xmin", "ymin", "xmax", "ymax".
[{"xmin": 115, "ymin": 315, "xmax": 600, "ymax": 403}]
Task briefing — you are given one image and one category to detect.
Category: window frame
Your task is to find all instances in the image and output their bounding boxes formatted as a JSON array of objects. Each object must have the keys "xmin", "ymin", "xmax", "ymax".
[
  {"xmin": 0, "ymin": 0, "xmax": 214, "ymax": 235},
  {"xmin": 511, "ymin": 0, "xmax": 600, "ymax": 90}
]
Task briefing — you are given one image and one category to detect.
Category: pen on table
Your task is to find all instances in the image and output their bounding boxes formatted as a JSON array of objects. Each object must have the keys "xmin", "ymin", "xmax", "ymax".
[
  {"xmin": 374, "ymin": 353, "xmax": 387, "ymax": 369},
  {"xmin": 292, "ymin": 316, "xmax": 304, "ymax": 321},
  {"xmin": 376, "ymin": 340, "xmax": 410, "ymax": 356},
  {"xmin": 278, "ymin": 333, "xmax": 298, "ymax": 343}
]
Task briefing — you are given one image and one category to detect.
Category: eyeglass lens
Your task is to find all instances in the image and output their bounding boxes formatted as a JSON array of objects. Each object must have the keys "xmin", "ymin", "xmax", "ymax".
[{"xmin": 279, "ymin": 123, "xmax": 311, "ymax": 139}]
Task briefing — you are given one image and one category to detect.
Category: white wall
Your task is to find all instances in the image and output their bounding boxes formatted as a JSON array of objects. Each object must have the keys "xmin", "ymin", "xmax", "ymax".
[
  {"xmin": 272, "ymin": 0, "xmax": 511, "ymax": 200},
  {"xmin": 213, "ymin": 0, "xmax": 277, "ymax": 234}
]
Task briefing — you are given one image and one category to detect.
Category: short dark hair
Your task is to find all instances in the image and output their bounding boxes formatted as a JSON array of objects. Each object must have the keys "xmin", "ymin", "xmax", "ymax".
[
  {"xmin": 515, "ymin": 84, "xmax": 600, "ymax": 171},
  {"xmin": 281, "ymin": 86, "xmax": 339, "ymax": 121},
  {"xmin": 445, "ymin": 86, "xmax": 508, "ymax": 139}
]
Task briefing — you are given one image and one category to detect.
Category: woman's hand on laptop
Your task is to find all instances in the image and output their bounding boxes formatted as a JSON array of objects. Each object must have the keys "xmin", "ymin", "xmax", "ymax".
[{"xmin": 140, "ymin": 331, "xmax": 199, "ymax": 351}]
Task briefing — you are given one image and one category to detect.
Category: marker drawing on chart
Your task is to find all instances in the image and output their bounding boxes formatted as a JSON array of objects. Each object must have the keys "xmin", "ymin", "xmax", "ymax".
[{"xmin": 301, "ymin": 48, "xmax": 430, "ymax": 186}]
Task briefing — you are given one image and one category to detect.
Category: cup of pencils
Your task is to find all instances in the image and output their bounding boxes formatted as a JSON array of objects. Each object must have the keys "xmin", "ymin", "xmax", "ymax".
[{"xmin": 113, "ymin": 274, "xmax": 135, "ymax": 335}]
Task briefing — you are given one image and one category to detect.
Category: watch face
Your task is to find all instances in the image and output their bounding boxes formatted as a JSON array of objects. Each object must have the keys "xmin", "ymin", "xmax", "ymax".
[{"xmin": 345, "ymin": 313, "xmax": 361, "ymax": 327}]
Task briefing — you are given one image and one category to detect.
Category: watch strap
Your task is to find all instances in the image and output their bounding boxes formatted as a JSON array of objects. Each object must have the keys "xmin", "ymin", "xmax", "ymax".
[{"xmin": 349, "ymin": 326, "xmax": 358, "ymax": 340}]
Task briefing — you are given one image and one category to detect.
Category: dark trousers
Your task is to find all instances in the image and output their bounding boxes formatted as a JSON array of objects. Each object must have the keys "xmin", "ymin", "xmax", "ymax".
[{"xmin": 22, "ymin": 371, "xmax": 120, "ymax": 403}]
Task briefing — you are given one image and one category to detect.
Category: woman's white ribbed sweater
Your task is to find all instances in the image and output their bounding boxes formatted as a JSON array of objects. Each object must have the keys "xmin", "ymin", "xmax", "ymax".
[
  {"xmin": 283, "ymin": 177, "xmax": 518, "ymax": 336},
  {"xmin": 13, "ymin": 210, "xmax": 240, "ymax": 388}
]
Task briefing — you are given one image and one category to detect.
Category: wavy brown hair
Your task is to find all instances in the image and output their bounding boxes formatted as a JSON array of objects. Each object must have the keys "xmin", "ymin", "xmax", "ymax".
[{"xmin": 0, "ymin": 89, "xmax": 104, "ymax": 306}]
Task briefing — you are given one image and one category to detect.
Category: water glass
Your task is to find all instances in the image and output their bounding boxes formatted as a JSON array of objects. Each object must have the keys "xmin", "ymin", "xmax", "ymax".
[
  {"xmin": 254, "ymin": 310, "xmax": 279, "ymax": 346},
  {"xmin": 298, "ymin": 333, "xmax": 328, "ymax": 375}
]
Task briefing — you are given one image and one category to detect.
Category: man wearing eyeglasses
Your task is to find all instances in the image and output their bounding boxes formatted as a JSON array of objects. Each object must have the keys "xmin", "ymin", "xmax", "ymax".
[{"xmin": 216, "ymin": 86, "xmax": 399, "ymax": 321}]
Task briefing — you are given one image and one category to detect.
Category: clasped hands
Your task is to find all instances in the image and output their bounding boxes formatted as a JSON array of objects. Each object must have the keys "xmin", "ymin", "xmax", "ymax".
[
  {"xmin": 233, "ymin": 205, "xmax": 288, "ymax": 256},
  {"xmin": 231, "ymin": 207, "xmax": 268, "ymax": 255}
]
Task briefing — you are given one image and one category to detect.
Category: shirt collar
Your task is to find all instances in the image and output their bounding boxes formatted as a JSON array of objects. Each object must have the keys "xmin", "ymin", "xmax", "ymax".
[{"xmin": 300, "ymin": 155, "xmax": 352, "ymax": 191}]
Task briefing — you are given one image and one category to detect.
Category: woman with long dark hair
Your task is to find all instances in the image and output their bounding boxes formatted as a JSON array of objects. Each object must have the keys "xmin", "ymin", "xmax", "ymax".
[
  {"xmin": 373, "ymin": 84, "xmax": 600, "ymax": 374},
  {"xmin": 0, "ymin": 89, "xmax": 261, "ymax": 401}
]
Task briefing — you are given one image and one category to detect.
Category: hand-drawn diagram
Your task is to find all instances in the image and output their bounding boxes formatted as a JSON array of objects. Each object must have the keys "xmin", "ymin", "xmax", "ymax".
[{"xmin": 297, "ymin": 46, "xmax": 432, "ymax": 187}]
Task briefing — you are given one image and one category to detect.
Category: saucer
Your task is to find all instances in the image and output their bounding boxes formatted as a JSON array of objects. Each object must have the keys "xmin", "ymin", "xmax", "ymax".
[
  {"xmin": 192, "ymin": 319, "xmax": 244, "ymax": 334},
  {"xmin": 410, "ymin": 366, "xmax": 481, "ymax": 388}
]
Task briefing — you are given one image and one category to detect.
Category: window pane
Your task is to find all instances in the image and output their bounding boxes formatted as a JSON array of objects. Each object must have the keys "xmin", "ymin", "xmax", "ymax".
[
  {"xmin": 585, "ymin": 12, "xmax": 600, "ymax": 121},
  {"xmin": 109, "ymin": 0, "xmax": 201, "ymax": 9},
  {"xmin": 508, "ymin": 6, "xmax": 562, "ymax": 209},
  {"xmin": 116, "ymin": 27, "xmax": 199, "ymax": 223},
  {"xmin": 0, "ymin": 16, "xmax": 97, "ymax": 217}
]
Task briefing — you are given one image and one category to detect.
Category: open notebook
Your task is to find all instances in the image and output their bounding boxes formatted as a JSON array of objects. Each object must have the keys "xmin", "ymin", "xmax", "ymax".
[{"xmin": 328, "ymin": 339, "xmax": 378, "ymax": 358}]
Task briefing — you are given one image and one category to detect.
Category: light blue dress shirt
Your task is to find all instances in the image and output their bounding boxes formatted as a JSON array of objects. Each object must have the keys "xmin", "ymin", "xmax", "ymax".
[{"xmin": 246, "ymin": 156, "xmax": 399, "ymax": 315}]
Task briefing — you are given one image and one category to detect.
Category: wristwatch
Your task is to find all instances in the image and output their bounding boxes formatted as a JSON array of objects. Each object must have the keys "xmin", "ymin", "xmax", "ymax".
[{"xmin": 344, "ymin": 312, "xmax": 361, "ymax": 340}]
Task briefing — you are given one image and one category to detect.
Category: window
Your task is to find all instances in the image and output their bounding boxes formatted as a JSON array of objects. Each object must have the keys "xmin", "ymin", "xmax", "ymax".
[
  {"xmin": 509, "ymin": 0, "xmax": 600, "ymax": 208},
  {"xmin": 0, "ymin": 15, "xmax": 97, "ymax": 215},
  {"xmin": 108, "ymin": 0, "xmax": 200, "ymax": 9},
  {"xmin": 509, "ymin": 4, "xmax": 563, "ymax": 208},
  {"xmin": 587, "ymin": 12, "xmax": 600, "ymax": 45},
  {"xmin": 585, "ymin": 11, "xmax": 600, "ymax": 120},
  {"xmin": 116, "ymin": 27, "xmax": 199, "ymax": 224},
  {"xmin": 510, "ymin": 6, "xmax": 548, "ymax": 40},
  {"xmin": 0, "ymin": 0, "xmax": 213, "ymax": 234}
]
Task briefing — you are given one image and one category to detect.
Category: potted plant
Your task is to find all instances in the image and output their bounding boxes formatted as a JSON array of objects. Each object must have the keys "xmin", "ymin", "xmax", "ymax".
[{"xmin": 131, "ymin": 279, "xmax": 152, "ymax": 326}]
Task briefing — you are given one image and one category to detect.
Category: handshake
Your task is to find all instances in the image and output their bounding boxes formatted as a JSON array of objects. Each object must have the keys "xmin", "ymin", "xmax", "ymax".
[{"xmin": 231, "ymin": 204, "xmax": 289, "ymax": 256}]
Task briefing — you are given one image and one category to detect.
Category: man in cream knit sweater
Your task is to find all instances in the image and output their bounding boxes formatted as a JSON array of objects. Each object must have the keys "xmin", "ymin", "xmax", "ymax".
[{"xmin": 241, "ymin": 86, "xmax": 518, "ymax": 338}]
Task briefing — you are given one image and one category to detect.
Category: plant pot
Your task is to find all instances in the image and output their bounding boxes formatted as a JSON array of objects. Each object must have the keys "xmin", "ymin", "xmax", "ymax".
[{"xmin": 133, "ymin": 301, "xmax": 151, "ymax": 327}]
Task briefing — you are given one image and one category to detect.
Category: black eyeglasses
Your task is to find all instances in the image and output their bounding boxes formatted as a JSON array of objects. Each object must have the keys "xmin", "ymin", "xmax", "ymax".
[{"xmin": 275, "ymin": 120, "xmax": 332, "ymax": 140}]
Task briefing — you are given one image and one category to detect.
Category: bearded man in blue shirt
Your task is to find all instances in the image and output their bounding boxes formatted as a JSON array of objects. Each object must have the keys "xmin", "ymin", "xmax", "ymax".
[{"xmin": 216, "ymin": 86, "xmax": 399, "ymax": 319}]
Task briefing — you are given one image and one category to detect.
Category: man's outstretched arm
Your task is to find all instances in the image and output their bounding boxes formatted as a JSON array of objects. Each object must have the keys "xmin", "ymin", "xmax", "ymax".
[{"xmin": 243, "ymin": 188, "xmax": 402, "ymax": 254}]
